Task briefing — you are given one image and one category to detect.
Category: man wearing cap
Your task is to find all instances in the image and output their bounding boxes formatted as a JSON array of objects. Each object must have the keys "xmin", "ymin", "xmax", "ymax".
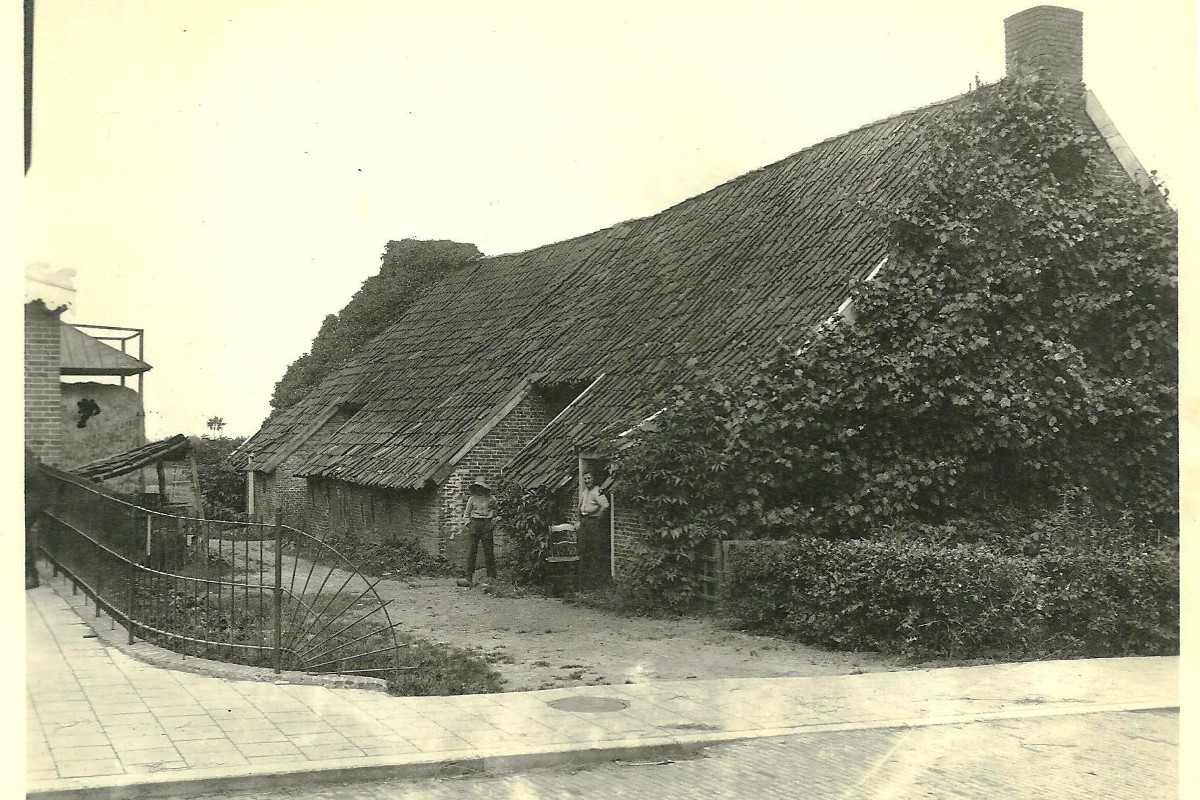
[{"xmin": 455, "ymin": 478, "xmax": 498, "ymax": 587}]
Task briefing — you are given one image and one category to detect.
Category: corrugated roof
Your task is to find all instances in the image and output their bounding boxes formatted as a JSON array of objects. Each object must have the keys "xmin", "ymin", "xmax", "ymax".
[
  {"xmin": 60, "ymin": 324, "xmax": 152, "ymax": 376},
  {"xmin": 237, "ymin": 96, "xmax": 963, "ymax": 489},
  {"xmin": 74, "ymin": 434, "xmax": 190, "ymax": 480}
]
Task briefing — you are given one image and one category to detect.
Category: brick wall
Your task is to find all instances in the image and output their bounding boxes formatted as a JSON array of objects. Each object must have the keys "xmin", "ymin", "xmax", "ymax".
[
  {"xmin": 609, "ymin": 492, "xmax": 650, "ymax": 578},
  {"xmin": 442, "ymin": 392, "xmax": 552, "ymax": 570},
  {"xmin": 25, "ymin": 302, "xmax": 64, "ymax": 466},
  {"xmin": 251, "ymin": 391, "xmax": 556, "ymax": 572}
]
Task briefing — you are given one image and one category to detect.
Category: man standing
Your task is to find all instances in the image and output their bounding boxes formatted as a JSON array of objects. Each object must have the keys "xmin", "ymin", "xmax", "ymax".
[
  {"xmin": 577, "ymin": 470, "xmax": 610, "ymax": 589},
  {"xmin": 455, "ymin": 478, "xmax": 498, "ymax": 588}
]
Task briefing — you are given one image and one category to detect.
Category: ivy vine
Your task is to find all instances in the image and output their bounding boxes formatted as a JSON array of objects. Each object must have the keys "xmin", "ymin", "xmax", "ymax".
[{"xmin": 616, "ymin": 70, "xmax": 1177, "ymax": 607}]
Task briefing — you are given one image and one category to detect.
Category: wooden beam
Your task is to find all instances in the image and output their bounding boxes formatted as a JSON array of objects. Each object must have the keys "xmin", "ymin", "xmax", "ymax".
[
  {"xmin": 426, "ymin": 373, "xmax": 544, "ymax": 485},
  {"xmin": 502, "ymin": 373, "xmax": 607, "ymax": 480},
  {"xmin": 258, "ymin": 400, "xmax": 343, "ymax": 474},
  {"xmin": 155, "ymin": 460, "xmax": 167, "ymax": 502},
  {"xmin": 187, "ymin": 451, "xmax": 206, "ymax": 521}
]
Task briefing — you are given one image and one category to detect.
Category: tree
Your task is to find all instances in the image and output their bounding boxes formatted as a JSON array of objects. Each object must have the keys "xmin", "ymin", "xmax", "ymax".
[
  {"xmin": 206, "ymin": 416, "xmax": 226, "ymax": 432},
  {"xmin": 620, "ymin": 70, "xmax": 1177, "ymax": 549},
  {"xmin": 190, "ymin": 435, "xmax": 247, "ymax": 520},
  {"xmin": 270, "ymin": 239, "xmax": 482, "ymax": 411}
]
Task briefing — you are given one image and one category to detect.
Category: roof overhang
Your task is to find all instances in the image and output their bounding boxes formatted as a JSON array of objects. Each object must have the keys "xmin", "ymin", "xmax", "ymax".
[
  {"xmin": 1084, "ymin": 90, "xmax": 1157, "ymax": 195},
  {"xmin": 73, "ymin": 434, "xmax": 191, "ymax": 481},
  {"xmin": 60, "ymin": 324, "xmax": 152, "ymax": 376}
]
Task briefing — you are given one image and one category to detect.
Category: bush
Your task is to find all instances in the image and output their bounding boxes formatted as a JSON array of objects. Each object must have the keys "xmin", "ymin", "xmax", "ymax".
[
  {"xmin": 1034, "ymin": 547, "xmax": 1179, "ymax": 656},
  {"xmin": 494, "ymin": 479, "xmax": 558, "ymax": 585},
  {"xmin": 191, "ymin": 435, "xmax": 248, "ymax": 519},
  {"xmin": 878, "ymin": 488, "xmax": 1169, "ymax": 556},
  {"xmin": 616, "ymin": 534, "xmax": 715, "ymax": 614},
  {"xmin": 725, "ymin": 537, "xmax": 1178, "ymax": 660}
]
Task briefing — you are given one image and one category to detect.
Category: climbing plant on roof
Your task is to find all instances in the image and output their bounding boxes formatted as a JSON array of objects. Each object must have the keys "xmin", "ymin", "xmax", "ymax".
[
  {"xmin": 271, "ymin": 239, "xmax": 482, "ymax": 411},
  {"xmin": 617, "ymin": 69, "xmax": 1177, "ymax": 586}
]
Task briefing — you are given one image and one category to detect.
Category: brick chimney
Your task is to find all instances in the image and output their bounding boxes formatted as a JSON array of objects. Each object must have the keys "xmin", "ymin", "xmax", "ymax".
[{"xmin": 1004, "ymin": 6, "xmax": 1083, "ymax": 85}]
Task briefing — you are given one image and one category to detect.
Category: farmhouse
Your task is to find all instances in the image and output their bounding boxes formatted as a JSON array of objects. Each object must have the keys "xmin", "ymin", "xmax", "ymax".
[{"xmin": 236, "ymin": 6, "xmax": 1155, "ymax": 579}]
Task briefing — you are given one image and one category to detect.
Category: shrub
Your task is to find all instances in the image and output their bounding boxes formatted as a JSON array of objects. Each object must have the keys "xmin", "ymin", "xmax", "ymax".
[
  {"xmin": 1034, "ymin": 546, "xmax": 1179, "ymax": 657},
  {"xmin": 877, "ymin": 487, "xmax": 1169, "ymax": 556},
  {"xmin": 725, "ymin": 537, "xmax": 1178, "ymax": 660},
  {"xmin": 616, "ymin": 533, "xmax": 715, "ymax": 613},
  {"xmin": 494, "ymin": 479, "xmax": 558, "ymax": 585},
  {"xmin": 191, "ymin": 435, "xmax": 248, "ymax": 519}
]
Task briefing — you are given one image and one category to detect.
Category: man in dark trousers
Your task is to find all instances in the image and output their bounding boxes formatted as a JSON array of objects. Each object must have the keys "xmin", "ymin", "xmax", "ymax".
[
  {"xmin": 454, "ymin": 478, "xmax": 498, "ymax": 587},
  {"xmin": 577, "ymin": 470, "xmax": 610, "ymax": 589}
]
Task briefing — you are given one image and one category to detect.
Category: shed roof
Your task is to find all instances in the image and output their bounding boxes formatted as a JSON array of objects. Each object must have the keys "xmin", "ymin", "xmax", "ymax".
[
  {"xmin": 60, "ymin": 324, "xmax": 152, "ymax": 377},
  {"xmin": 235, "ymin": 95, "xmax": 961, "ymax": 488},
  {"xmin": 74, "ymin": 434, "xmax": 190, "ymax": 480}
]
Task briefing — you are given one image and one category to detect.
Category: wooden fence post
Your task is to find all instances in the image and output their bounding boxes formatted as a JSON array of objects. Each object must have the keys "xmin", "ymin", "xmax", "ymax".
[
  {"xmin": 273, "ymin": 509, "xmax": 284, "ymax": 674},
  {"xmin": 127, "ymin": 555, "xmax": 137, "ymax": 646}
]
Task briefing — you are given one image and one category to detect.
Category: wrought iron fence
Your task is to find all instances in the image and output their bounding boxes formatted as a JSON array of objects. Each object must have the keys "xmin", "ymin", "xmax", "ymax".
[{"xmin": 38, "ymin": 469, "xmax": 404, "ymax": 680}]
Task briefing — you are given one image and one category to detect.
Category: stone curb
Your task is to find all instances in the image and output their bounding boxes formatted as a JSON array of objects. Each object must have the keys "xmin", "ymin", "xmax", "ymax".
[
  {"xmin": 26, "ymin": 702, "xmax": 1178, "ymax": 800},
  {"xmin": 40, "ymin": 565, "xmax": 389, "ymax": 693}
]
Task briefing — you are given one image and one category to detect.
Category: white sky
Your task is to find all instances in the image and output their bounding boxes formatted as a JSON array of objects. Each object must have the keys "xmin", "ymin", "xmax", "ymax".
[{"xmin": 21, "ymin": 0, "xmax": 1198, "ymax": 439}]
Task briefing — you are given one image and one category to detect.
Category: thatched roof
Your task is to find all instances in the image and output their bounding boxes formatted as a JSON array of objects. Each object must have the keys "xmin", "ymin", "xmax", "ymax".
[{"xmin": 235, "ymin": 96, "xmax": 963, "ymax": 489}]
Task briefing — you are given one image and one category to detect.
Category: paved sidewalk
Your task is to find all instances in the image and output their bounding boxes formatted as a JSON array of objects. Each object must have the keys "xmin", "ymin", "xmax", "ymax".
[{"xmin": 26, "ymin": 575, "xmax": 1179, "ymax": 799}]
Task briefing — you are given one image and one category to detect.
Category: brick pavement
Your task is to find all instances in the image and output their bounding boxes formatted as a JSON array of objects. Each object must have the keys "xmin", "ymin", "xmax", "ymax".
[
  {"xmin": 25, "ymin": 574, "xmax": 1179, "ymax": 798},
  {"xmin": 173, "ymin": 711, "xmax": 1179, "ymax": 799}
]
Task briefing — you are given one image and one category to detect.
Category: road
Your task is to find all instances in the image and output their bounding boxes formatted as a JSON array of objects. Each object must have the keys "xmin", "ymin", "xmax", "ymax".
[{"xmin": 182, "ymin": 710, "xmax": 1176, "ymax": 799}]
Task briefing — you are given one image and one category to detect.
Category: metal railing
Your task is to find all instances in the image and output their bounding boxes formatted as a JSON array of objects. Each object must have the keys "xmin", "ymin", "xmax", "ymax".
[{"xmin": 38, "ymin": 469, "xmax": 404, "ymax": 679}]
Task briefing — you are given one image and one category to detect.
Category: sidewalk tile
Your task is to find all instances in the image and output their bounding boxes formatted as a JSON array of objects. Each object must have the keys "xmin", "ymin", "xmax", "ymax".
[
  {"xmin": 167, "ymin": 725, "xmax": 227, "ymax": 742},
  {"xmin": 119, "ymin": 746, "xmax": 183, "ymax": 765},
  {"xmin": 124, "ymin": 761, "xmax": 188, "ymax": 774},
  {"xmin": 246, "ymin": 754, "xmax": 308, "ymax": 765},
  {"xmin": 182, "ymin": 752, "xmax": 250, "ymax": 769},
  {"xmin": 298, "ymin": 745, "xmax": 366, "ymax": 761},
  {"xmin": 109, "ymin": 734, "xmax": 176, "ymax": 751},
  {"xmin": 56, "ymin": 759, "xmax": 125, "ymax": 779},
  {"xmin": 235, "ymin": 741, "xmax": 303, "ymax": 758},
  {"xmin": 289, "ymin": 731, "xmax": 353, "ymax": 747},
  {"xmin": 172, "ymin": 739, "xmax": 243, "ymax": 755},
  {"xmin": 152, "ymin": 706, "xmax": 212, "ymax": 718},
  {"xmin": 49, "ymin": 744, "xmax": 117, "ymax": 761},
  {"xmin": 225, "ymin": 727, "xmax": 290, "ymax": 745}
]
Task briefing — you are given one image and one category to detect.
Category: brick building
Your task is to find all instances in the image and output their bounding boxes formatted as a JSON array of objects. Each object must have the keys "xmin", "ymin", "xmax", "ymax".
[
  {"xmin": 24, "ymin": 265, "xmax": 152, "ymax": 490},
  {"xmin": 24, "ymin": 265, "xmax": 75, "ymax": 467},
  {"xmin": 236, "ymin": 7, "xmax": 1158, "ymax": 580}
]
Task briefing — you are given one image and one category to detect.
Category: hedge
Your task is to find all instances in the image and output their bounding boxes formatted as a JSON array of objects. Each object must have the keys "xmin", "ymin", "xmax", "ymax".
[{"xmin": 724, "ymin": 538, "xmax": 1178, "ymax": 660}]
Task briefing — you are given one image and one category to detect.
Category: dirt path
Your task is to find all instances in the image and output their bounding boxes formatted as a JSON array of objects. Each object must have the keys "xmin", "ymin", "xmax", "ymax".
[
  {"xmin": 206, "ymin": 538, "xmax": 908, "ymax": 692},
  {"xmin": 368, "ymin": 576, "xmax": 908, "ymax": 691}
]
